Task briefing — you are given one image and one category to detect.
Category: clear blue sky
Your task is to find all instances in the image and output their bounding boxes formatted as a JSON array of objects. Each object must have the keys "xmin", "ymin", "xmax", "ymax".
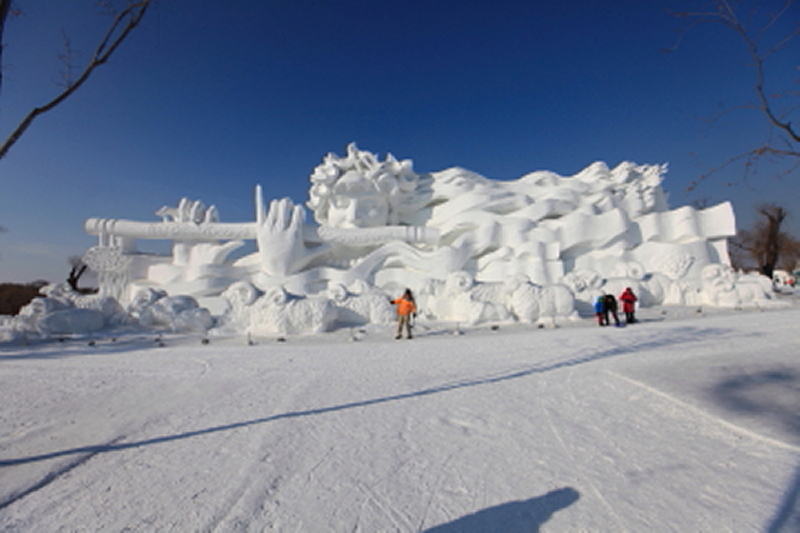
[{"xmin": 1, "ymin": 0, "xmax": 798, "ymax": 283}]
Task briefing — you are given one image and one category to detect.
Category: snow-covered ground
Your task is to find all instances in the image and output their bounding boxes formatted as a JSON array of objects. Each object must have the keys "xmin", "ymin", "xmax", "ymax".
[{"xmin": 2, "ymin": 296, "xmax": 800, "ymax": 531}]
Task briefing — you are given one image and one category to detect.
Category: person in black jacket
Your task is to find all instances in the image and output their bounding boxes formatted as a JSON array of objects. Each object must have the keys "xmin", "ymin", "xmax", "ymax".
[{"xmin": 604, "ymin": 294, "xmax": 620, "ymax": 327}]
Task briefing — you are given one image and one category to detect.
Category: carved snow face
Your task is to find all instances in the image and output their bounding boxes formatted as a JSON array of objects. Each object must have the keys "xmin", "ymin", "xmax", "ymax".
[
  {"xmin": 324, "ymin": 170, "xmax": 391, "ymax": 228},
  {"xmin": 626, "ymin": 184, "xmax": 659, "ymax": 217},
  {"xmin": 327, "ymin": 191, "xmax": 390, "ymax": 228},
  {"xmin": 308, "ymin": 145, "xmax": 427, "ymax": 227}
]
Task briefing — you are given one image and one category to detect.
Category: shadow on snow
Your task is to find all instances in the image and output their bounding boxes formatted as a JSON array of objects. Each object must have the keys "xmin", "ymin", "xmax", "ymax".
[
  {"xmin": 711, "ymin": 367, "xmax": 800, "ymax": 438},
  {"xmin": 710, "ymin": 368, "xmax": 800, "ymax": 532},
  {"xmin": 766, "ymin": 463, "xmax": 800, "ymax": 533},
  {"xmin": 422, "ymin": 487, "xmax": 580, "ymax": 533},
  {"xmin": 0, "ymin": 332, "xmax": 206, "ymax": 360}
]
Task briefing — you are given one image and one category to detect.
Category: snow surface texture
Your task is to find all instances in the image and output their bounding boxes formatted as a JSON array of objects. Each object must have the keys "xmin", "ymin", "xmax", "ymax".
[
  {"xmin": 2, "ymin": 297, "xmax": 800, "ymax": 531},
  {"xmin": 73, "ymin": 143, "xmax": 784, "ymax": 337}
]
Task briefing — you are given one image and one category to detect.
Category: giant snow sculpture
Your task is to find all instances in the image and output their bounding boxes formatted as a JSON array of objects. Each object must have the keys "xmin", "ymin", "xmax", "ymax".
[{"xmin": 75, "ymin": 143, "xmax": 778, "ymax": 335}]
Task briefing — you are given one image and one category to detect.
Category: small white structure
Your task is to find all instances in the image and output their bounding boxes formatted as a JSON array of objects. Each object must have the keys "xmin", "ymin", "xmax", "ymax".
[
  {"xmin": 773, "ymin": 269, "xmax": 796, "ymax": 287},
  {"xmin": 6, "ymin": 143, "xmax": 780, "ymax": 339}
]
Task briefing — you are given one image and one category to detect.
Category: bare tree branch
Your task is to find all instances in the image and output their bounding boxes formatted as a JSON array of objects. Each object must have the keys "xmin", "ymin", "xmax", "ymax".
[
  {"xmin": 669, "ymin": 0, "xmax": 799, "ymax": 187},
  {"xmin": 708, "ymin": 0, "xmax": 799, "ymax": 142},
  {"xmin": 687, "ymin": 145, "xmax": 800, "ymax": 191},
  {"xmin": 0, "ymin": 0, "xmax": 152, "ymax": 160},
  {"xmin": 57, "ymin": 29, "xmax": 81, "ymax": 88},
  {"xmin": 0, "ymin": 0, "xmax": 13, "ymax": 94}
]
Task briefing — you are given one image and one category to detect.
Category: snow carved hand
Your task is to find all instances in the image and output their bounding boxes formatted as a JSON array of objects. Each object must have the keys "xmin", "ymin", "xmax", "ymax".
[{"xmin": 256, "ymin": 198, "xmax": 308, "ymax": 277}]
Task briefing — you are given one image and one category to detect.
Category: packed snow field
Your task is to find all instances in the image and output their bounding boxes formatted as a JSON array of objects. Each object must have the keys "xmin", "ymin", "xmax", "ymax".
[{"xmin": 2, "ymin": 297, "xmax": 800, "ymax": 531}]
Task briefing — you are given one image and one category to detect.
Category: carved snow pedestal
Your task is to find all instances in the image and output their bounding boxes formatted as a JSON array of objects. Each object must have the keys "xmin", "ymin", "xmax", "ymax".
[{"xmin": 70, "ymin": 143, "xmax": 780, "ymax": 336}]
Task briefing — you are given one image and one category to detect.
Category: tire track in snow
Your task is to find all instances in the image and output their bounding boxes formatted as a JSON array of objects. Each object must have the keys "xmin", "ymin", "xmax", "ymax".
[
  {"xmin": 538, "ymin": 371, "xmax": 629, "ymax": 530},
  {"xmin": 562, "ymin": 356, "xmax": 653, "ymax": 484},
  {"xmin": 0, "ymin": 435, "xmax": 126, "ymax": 511},
  {"xmin": 416, "ymin": 452, "xmax": 456, "ymax": 532},
  {"xmin": 348, "ymin": 449, "xmax": 417, "ymax": 531},
  {"xmin": 355, "ymin": 479, "xmax": 414, "ymax": 532},
  {"xmin": 204, "ymin": 472, "xmax": 255, "ymax": 533},
  {"xmin": 305, "ymin": 445, "xmax": 335, "ymax": 483},
  {"xmin": 607, "ymin": 370, "xmax": 800, "ymax": 453}
]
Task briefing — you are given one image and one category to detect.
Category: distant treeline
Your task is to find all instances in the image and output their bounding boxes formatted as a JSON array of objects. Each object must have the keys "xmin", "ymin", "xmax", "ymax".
[{"xmin": 0, "ymin": 281, "xmax": 48, "ymax": 315}]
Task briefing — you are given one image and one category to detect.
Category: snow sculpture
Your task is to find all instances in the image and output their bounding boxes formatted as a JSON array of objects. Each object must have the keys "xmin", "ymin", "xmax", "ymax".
[
  {"xmin": 419, "ymin": 272, "xmax": 578, "ymax": 326},
  {"xmin": 40, "ymin": 283, "xmax": 126, "ymax": 321},
  {"xmin": 504, "ymin": 276, "xmax": 579, "ymax": 326},
  {"xmin": 128, "ymin": 288, "xmax": 214, "ymax": 332},
  {"xmin": 77, "ymin": 142, "xmax": 780, "ymax": 336},
  {"xmin": 34, "ymin": 308, "xmax": 105, "ymax": 336},
  {"xmin": 325, "ymin": 282, "xmax": 396, "ymax": 327},
  {"xmin": 3, "ymin": 283, "xmax": 126, "ymax": 339},
  {"xmin": 699, "ymin": 264, "xmax": 776, "ymax": 308},
  {"xmin": 217, "ymin": 282, "xmax": 337, "ymax": 336},
  {"xmin": 420, "ymin": 271, "xmax": 512, "ymax": 325}
]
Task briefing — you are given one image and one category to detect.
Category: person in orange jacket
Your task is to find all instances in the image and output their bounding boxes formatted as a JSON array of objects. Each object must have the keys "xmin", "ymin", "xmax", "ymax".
[
  {"xmin": 391, "ymin": 288, "xmax": 417, "ymax": 339},
  {"xmin": 619, "ymin": 287, "xmax": 638, "ymax": 324}
]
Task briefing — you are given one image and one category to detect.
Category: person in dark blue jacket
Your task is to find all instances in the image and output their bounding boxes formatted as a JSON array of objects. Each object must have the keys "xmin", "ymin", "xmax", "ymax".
[{"xmin": 594, "ymin": 296, "xmax": 608, "ymax": 326}]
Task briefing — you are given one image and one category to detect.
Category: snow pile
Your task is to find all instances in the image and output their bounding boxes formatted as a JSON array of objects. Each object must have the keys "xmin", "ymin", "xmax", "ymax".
[
  {"xmin": 0, "ymin": 283, "xmax": 126, "ymax": 341},
  {"xmin": 0, "ymin": 284, "xmax": 213, "ymax": 342}
]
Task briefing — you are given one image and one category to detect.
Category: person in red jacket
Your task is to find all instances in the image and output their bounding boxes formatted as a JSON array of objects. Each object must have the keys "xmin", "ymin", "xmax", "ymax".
[
  {"xmin": 391, "ymin": 288, "xmax": 417, "ymax": 339},
  {"xmin": 619, "ymin": 287, "xmax": 638, "ymax": 324}
]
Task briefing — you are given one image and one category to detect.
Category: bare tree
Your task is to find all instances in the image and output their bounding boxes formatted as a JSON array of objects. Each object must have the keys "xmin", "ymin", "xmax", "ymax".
[
  {"xmin": 0, "ymin": 0, "xmax": 152, "ymax": 160},
  {"xmin": 670, "ymin": 0, "xmax": 799, "ymax": 190},
  {"xmin": 0, "ymin": 1, "xmax": 9, "ymax": 36},
  {"xmin": 67, "ymin": 255, "xmax": 88, "ymax": 291},
  {"xmin": 730, "ymin": 203, "xmax": 798, "ymax": 278}
]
